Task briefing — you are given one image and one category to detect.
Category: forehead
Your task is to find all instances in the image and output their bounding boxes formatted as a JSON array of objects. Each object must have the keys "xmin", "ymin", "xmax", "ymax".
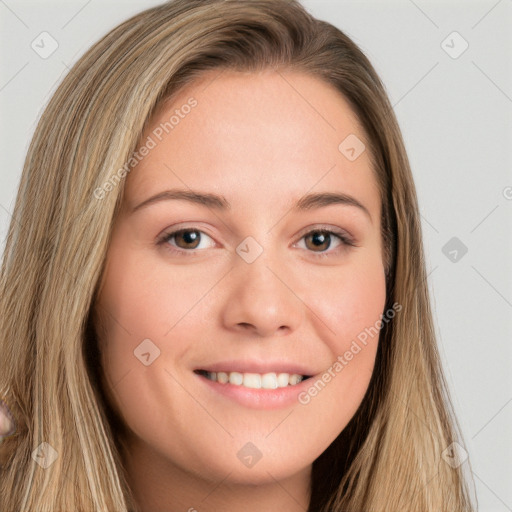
[{"xmin": 124, "ymin": 69, "xmax": 380, "ymax": 219}]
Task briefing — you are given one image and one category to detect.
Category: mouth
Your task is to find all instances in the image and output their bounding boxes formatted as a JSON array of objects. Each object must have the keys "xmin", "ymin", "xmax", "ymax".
[{"xmin": 193, "ymin": 369, "xmax": 312, "ymax": 389}]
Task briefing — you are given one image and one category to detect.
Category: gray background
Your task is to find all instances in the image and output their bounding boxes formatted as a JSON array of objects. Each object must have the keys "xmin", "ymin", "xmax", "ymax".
[{"xmin": 1, "ymin": 0, "xmax": 511, "ymax": 510}]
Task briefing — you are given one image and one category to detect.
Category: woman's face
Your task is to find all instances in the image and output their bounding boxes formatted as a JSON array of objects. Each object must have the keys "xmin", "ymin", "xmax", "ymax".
[{"xmin": 94, "ymin": 70, "xmax": 386, "ymax": 488}]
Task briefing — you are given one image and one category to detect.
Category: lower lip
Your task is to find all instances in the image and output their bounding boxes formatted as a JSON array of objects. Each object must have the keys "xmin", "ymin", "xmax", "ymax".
[{"xmin": 195, "ymin": 372, "xmax": 312, "ymax": 410}]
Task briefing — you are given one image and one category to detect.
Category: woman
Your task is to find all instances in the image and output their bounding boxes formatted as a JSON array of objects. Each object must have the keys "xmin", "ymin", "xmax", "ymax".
[{"xmin": 0, "ymin": 0, "xmax": 475, "ymax": 510}]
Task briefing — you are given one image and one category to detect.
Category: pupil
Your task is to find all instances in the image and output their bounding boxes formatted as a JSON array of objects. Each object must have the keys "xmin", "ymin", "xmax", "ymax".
[
  {"xmin": 180, "ymin": 230, "xmax": 199, "ymax": 247},
  {"xmin": 313, "ymin": 233, "xmax": 325, "ymax": 245},
  {"xmin": 311, "ymin": 231, "xmax": 329, "ymax": 250}
]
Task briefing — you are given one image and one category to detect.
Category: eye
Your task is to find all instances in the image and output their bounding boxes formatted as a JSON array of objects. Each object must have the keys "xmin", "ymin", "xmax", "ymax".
[
  {"xmin": 294, "ymin": 227, "xmax": 355, "ymax": 259},
  {"xmin": 157, "ymin": 225, "xmax": 356, "ymax": 259},
  {"xmin": 158, "ymin": 228, "xmax": 216, "ymax": 256}
]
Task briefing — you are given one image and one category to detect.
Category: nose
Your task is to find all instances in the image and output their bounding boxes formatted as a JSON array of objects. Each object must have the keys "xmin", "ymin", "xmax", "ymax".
[{"xmin": 220, "ymin": 244, "xmax": 304, "ymax": 338}]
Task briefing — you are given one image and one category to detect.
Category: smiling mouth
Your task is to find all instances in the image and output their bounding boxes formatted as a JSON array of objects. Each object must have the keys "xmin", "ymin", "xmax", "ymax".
[{"xmin": 194, "ymin": 369, "xmax": 312, "ymax": 389}]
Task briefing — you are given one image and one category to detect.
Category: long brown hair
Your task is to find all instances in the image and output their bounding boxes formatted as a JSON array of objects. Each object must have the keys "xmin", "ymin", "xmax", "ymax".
[{"xmin": 0, "ymin": 0, "xmax": 475, "ymax": 510}]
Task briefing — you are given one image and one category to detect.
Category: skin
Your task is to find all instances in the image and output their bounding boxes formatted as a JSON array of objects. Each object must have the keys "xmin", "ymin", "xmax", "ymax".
[
  {"xmin": 0, "ymin": 403, "xmax": 12, "ymax": 436},
  {"xmin": 93, "ymin": 69, "xmax": 387, "ymax": 512}
]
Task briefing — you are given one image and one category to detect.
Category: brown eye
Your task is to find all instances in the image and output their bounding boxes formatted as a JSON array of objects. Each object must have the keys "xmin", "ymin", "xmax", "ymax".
[
  {"xmin": 295, "ymin": 227, "xmax": 354, "ymax": 259},
  {"xmin": 157, "ymin": 226, "xmax": 217, "ymax": 257},
  {"xmin": 304, "ymin": 230, "xmax": 336, "ymax": 252},
  {"xmin": 171, "ymin": 229, "xmax": 202, "ymax": 249}
]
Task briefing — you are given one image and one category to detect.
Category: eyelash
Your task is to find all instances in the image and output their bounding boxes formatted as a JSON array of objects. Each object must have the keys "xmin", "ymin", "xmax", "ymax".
[{"xmin": 157, "ymin": 225, "xmax": 356, "ymax": 260}]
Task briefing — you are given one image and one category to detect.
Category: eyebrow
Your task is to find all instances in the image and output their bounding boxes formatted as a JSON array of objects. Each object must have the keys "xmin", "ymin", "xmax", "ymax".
[{"xmin": 130, "ymin": 188, "xmax": 372, "ymax": 221}]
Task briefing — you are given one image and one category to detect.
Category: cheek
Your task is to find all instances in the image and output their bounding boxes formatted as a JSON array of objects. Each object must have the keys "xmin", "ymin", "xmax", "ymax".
[
  {"xmin": 304, "ymin": 253, "xmax": 387, "ymax": 353},
  {"xmin": 97, "ymin": 235, "xmax": 206, "ymax": 344},
  {"xmin": 94, "ymin": 240, "xmax": 219, "ymax": 415},
  {"xmin": 296, "ymin": 254, "xmax": 387, "ymax": 422}
]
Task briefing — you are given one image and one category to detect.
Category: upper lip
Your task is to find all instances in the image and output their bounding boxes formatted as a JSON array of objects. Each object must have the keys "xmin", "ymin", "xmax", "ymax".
[{"xmin": 194, "ymin": 359, "xmax": 318, "ymax": 377}]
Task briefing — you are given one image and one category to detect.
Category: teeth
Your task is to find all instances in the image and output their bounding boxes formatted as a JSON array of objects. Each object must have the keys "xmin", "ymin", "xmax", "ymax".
[
  {"xmin": 261, "ymin": 373, "xmax": 278, "ymax": 389},
  {"xmin": 289, "ymin": 374, "xmax": 302, "ymax": 385},
  {"xmin": 243, "ymin": 373, "xmax": 261, "ymax": 389},
  {"xmin": 229, "ymin": 372, "xmax": 243, "ymax": 386},
  {"xmin": 217, "ymin": 371, "xmax": 229, "ymax": 384},
  {"xmin": 277, "ymin": 373, "xmax": 290, "ymax": 387},
  {"xmin": 203, "ymin": 371, "xmax": 304, "ymax": 389}
]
